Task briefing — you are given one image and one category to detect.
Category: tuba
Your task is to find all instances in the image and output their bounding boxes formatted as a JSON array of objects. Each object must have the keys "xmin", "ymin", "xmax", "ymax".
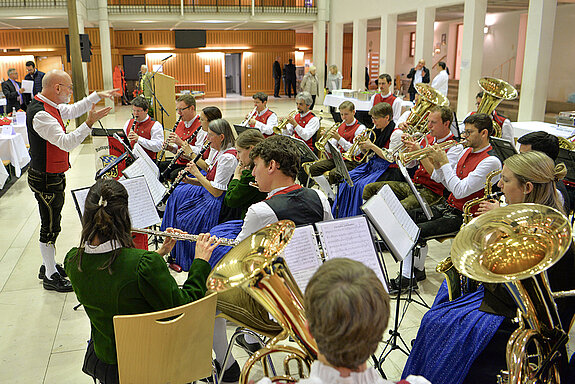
[
  {"xmin": 450, "ymin": 204, "xmax": 572, "ymax": 384},
  {"xmin": 403, "ymin": 83, "xmax": 450, "ymax": 136},
  {"xmin": 476, "ymin": 77, "xmax": 518, "ymax": 138},
  {"xmin": 207, "ymin": 220, "xmax": 318, "ymax": 384}
]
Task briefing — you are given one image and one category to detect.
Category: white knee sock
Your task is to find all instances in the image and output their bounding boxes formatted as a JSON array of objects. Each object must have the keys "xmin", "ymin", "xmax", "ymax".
[
  {"xmin": 213, "ymin": 317, "xmax": 236, "ymax": 370},
  {"xmin": 401, "ymin": 245, "xmax": 428, "ymax": 278},
  {"xmin": 40, "ymin": 242, "xmax": 57, "ymax": 278}
]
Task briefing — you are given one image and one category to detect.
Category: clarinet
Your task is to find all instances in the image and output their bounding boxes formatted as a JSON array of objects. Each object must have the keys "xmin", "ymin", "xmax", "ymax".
[
  {"xmin": 159, "ymin": 126, "xmax": 201, "ymax": 181},
  {"xmin": 158, "ymin": 141, "xmax": 210, "ymax": 206},
  {"xmin": 157, "ymin": 116, "xmax": 182, "ymax": 162}
]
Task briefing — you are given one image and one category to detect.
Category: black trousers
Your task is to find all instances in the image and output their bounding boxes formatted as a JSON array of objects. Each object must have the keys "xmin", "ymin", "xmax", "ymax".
[
  {"xmin": 310, "ymin": 95, "xmax": 317, "ymax": 110},
  {"xmin": 286, "ymin": 78, "xmax": 296, "ymax": 97},
  {"xmin": 407, "ymin": 202, "xmax": 463, "ymax": 243},
  {"xmin": 27, "ymin": 168, "xmax": 66, "ymax": 244},
  {"xmin": 82, "ymin": 340, "xmax": 119, "ymax": 384},
  {"xmin": 274, "ymin": 77, "xmax": 281, "ymax": 97},
  {"xmin": 308, "ymin": 158, "xmax": 359, "ymax": 184},
  {"xmin": 157, "ymin": 160, "xmax": 185, "ymax": 183}
]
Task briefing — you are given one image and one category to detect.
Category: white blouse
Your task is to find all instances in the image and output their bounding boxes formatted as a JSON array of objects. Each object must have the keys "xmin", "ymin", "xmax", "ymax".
[{"xmin": 208, "ymin": 147, "xmax": 238, "ymax": 191}]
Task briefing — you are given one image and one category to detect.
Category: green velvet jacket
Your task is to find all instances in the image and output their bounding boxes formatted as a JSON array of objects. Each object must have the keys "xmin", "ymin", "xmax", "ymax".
[
  {"xmin": 64, "ymin": 247, "xmax": 211, "ymax": 364},
  {"xmin": 224, "ymin": 169, "xmax": 267, "ymax": 218}
]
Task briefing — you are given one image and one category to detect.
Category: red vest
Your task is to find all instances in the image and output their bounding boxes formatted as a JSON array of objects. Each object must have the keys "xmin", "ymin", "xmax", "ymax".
[
  {"xmin": 446, "ymin": 146, "xmax": 493, "ymax": 213},
  {"xmin": 338, "ymin": 119, "xmax": 362, "ymax": 151},
  {"xmin": 127, "ymin": 117, "xmax": 157, "ymax": 160},
  {"xmin": 34, "ymin": 96, "xmax": 69, "ymax": 173},
  {"xmin": 252, "ymin": 109, "xmax": 274, "ymax": 138},
  {"xmin": 373, "ymin": 93, "xmax": 396, "ymax": 107},
  {"xmin": 294, "ymin": 112, "xmax": 316, "ymax": 150},
  {"xmin": 206, "ymin": 148, "xmax": 238, "ymax": 181},
  {"xmin": 175, "ymin": 117, "xmax": 201, "ymax": 165},
  {"xmin": 413, "ymin": 133, "xmax": 455, "ymax": 196}
]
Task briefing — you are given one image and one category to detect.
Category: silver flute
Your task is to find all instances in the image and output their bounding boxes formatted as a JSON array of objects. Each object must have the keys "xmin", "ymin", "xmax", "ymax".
[{"xmin": 132, "ymin": 228, "xmax": 239, "ymax": 247}]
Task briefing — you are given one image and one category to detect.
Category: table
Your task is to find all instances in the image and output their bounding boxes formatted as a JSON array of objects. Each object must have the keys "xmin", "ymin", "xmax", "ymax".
[
  {"xmin": 324, "ymin": 94, "xmax": 412, "ymax": 111},
  {"xmin": 511, "ymin": 121, "xmax": 575, "ymax": 140},
  {"xmin": 11, "ymin": 124, "xmax": 28, "ymax": 145},
  {"xmin": 0, "ymin": 133, "xmax": 30, "ymax": 177},
  {"xmin": 0, "ymin": 159, "xmax": 8, "ymax": 189}
]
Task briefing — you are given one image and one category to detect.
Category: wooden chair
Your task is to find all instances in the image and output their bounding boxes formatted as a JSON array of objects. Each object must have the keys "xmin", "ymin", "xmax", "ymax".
[{"xmin": 113, "ymin": 293, "xmax": 218, "ymax": 384}]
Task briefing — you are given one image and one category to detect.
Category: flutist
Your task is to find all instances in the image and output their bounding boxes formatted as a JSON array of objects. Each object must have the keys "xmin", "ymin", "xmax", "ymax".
[{"xmin": 122, "ymin": 96, "xmax": 163, "ymax": 160}]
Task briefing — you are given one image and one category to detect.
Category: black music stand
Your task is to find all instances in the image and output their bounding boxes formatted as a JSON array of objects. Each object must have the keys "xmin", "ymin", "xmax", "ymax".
[
  {"xmin": 327, "ymin": 141, "xmax": 353, "ymax": 187},
  {"xmin": 233, "ymin": 124, "xmax": 258, "ymax": 136},
  {"xmin": 489, "ymin": 136, "xmax": 518, "ymax": 162}
]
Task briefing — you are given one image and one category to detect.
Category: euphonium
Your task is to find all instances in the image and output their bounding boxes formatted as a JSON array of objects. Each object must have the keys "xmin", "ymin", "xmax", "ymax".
[
  {"xmin": 207, "ymin": 220, "xmax": 318, "ymax": 384},
  {"xmin": 403, "ymin": 83, "xmax": 450, "ymax": 136},
  {"xmin": 450, "ymin": 204, "xmax": 572, "ymax": 384},
  {"xmin": 476, "ymin": 77, "xmax": 518, "ymax": 138},
  {"xmin": 397, "ymin": 139, "xmax": 458, "ymax": 164},
  {"xmin": 342, "ymin": 128, "xmax": 375, "ymax": 163},
  {"xmin": 273, "ymin": 110, "xmax": 297, "ymax": 135},
  {"xmin": 315, "ymin": 121, "xmax": 343, "ymax": 159}
]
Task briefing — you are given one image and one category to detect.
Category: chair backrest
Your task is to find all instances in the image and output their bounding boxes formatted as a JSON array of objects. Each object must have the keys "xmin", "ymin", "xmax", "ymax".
[{"xmin": 113, "ymin": 293, "xmax": 217, "ymax": 384}]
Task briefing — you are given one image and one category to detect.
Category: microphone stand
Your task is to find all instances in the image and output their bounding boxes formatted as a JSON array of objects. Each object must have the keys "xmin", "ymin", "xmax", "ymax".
[{"xmin": 148, "ymin": 55, "xmax": 172, "ymax": 130}]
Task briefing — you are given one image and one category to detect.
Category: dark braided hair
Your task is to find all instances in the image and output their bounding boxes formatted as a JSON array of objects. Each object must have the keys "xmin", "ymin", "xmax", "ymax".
[{"xmin": 73, "ymin": 179, "xmax": 135, "ymax": 274}]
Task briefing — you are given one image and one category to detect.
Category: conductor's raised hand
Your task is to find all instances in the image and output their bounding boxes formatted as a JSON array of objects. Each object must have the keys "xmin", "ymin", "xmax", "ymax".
[
  {"xmin": 157, "ymin": 227, "xmax": 185, "ymax": 257},
  {"xmin": 194, "ymin": 233, "xmax": 221, "ymax": 262},
  {"xmin": 97, "ymin": 88, "xmax": 122, "ymax": 100},
  {"xmin": 86, "ymin": 105, "xmax": 113, "ymax": 128}
]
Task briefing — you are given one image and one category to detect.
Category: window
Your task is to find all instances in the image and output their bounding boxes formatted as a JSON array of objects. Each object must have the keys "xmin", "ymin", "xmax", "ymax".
[{"xmin": 409, "ymin": 32, "xmax": 416, "ymax": 57}]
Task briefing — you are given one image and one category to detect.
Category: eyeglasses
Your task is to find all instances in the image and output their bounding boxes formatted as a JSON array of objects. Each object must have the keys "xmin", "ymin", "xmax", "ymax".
[
  {"xmin": 58, "ymin": 83, "xmax": 73, "ymax": 91},
  {"xmin": 462, "ymin": 129, "xmax": 476, "ymax": 136},
  {"xmin": 176, "ymin": 106, "xmax": 191, "ymax": 112}
]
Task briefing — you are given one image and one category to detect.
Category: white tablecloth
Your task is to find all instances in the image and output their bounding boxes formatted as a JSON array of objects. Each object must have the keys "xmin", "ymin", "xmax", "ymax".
[
  {"xmin": 511, "ymin": 121, "xmax": 575, "ymax": 139},
  {"xmin": 324, "ymin": 94, "xmax": 412, "ymax": 112},
  {"xmin": 0, "ymin": 133, "xmax": 30, "ymax": 177},
  {"xmin": 0, "ymin": 158, "xmax": 8, "ymax": 189},
  {"xmin": 11, "ymin": 124, "xmax": 28, "ymax": 145}
]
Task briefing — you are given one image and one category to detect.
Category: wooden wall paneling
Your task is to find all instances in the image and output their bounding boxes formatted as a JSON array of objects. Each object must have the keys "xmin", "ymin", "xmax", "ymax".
[
  {"xmin": 242, "ymin": 51, "xmax": 294, "ymax": 97},
  {"xmin": 0, "ymin": 55, "xmax": 35, "ymax": 84},
  {"xmin": 342, "ymin": 33, "xmax": 352, "ymax": 88}
]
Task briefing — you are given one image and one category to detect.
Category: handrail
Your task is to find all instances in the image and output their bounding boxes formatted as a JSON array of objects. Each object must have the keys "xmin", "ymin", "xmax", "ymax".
[
  {"xmin": 432, "ymin": 55, "xmax": 447, "ymax": 69},
  {"xmin": 491, "ymin": 56, "xmax": 515, "ymax": 84}
]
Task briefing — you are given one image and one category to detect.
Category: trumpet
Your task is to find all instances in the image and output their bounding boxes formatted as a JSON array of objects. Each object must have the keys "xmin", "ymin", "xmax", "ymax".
[
  {"xmin": 315, "ymin": 121, "xmax": 343, "ymax": 160},
  {"xmin": 273, "ymin": 110, "xmax": 297, "ymax": 135},
  {"xmin": 132, "ymin": 227, "xmax": 239, "ymax": 247},
  {"xmin": 240, "ymin": 107, "xmax": 258, "ymax": 127},
  {"xmin": 342, "ymin": 128, "xmax": 375, "ymax": 163},
  {"xmin": 380, "ymin": 132, "xmax": 428, "ymax": 163},
  {"xmin": 397, "ymin": 139, "xmax": 459, "ymax": 164}
]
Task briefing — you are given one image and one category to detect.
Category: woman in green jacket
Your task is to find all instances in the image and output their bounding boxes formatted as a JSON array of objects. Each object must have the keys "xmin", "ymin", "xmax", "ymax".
[{"xmin": 65, "ymin": 178, "xmax": 219, "ymax": 384}]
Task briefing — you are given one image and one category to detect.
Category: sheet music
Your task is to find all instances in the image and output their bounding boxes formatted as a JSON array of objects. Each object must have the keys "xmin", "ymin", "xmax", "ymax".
[
  {"xmin": 315, "ymin": 216, "xmax": 386, "ymax": 289},
  {"xmin": 123, "ymin": 157, "xmax": 166, "ymax": 204},
  {"xmin": 133, "ymin": 144, "xmax": 160, "ymax": 179},
  {"xmin": 361, "ymin": 184, "xmax": 419, "ymax": 262},
  {"xmin": 282, "ymin": 225, "xmax": 323, "ymax": 293},
  {"xmin": 70, "ymin": 176, "xmax": 161, "ymax": 228}
]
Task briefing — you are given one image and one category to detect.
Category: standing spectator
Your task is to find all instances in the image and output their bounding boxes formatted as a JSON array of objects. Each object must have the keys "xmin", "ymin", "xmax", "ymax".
[
  {"xmin": 301, "ymin": 66, "xmax": 320, "ymax": 110},
  {"xmin": 2, "ymin": 68, "xmax": 26, "ymax": 113},
  {"xmin": 272, "ymin": 56, "xmax": 282, "ymax": 98},
  {"xmin": 406, "ymin": 58, "xmax": 430, "ymax": 102},
  {"xmin": 431, "ymin": 61, "xmax": 449, "ymax": 97},
  {"xmin": 23, "ymin": 61, "xmax": 45, "ymax": 107},
  {"xmin": 113, "ymin": 64, "xmax": 128, "ymax": 105},
  {"xmin": 326, "ymin": 64, "xmax": 343, "ymax": 122},
  {"xmin": 284, "ymin": 58, "xmax": 297, "ymax": 98}
]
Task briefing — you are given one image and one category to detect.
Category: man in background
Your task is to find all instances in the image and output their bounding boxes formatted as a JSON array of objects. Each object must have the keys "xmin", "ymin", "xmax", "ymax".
[
  {"xmin": 273, "ymin": 57, "xmax": 282, "ymax": 98},
  {"xmin": 2, "ymin": 68, "xmax": 26, "ymax": 112},
  {"xmin": 23, "ymin": 61, "xmax": 45, "ymax": 106}
]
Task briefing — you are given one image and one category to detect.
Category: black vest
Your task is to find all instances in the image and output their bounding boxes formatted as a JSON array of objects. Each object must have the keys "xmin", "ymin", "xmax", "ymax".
[{"xmin": 265, "ymin": 188, "xmax": 324, "ymax": 226}]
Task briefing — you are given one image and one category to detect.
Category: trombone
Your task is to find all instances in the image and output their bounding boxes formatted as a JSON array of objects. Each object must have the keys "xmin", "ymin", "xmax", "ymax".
[{"xmin": 272, "ymin": 110, "xmax": 297, "ymax": 135}]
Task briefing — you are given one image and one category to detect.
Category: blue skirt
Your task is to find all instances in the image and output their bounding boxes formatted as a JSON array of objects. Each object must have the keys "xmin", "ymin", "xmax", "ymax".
[
  {"xmin": 402, "ymin": 282, "xmax": 505, "ymax": 384},
  {"xmin": 161, "ymin": 183, "xmax": 224, "ymax": 271},
  {"xmin": 206, "ymin": 219, "xmax": 243, "ymax": 269},
  {"xmin": 332, "ymin": 157, "xmax": 391, "ymax": 218}
]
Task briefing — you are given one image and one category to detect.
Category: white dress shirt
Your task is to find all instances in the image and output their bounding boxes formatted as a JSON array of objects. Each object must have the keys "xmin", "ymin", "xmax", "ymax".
[
  {"xmin": 460, "ymin": 111, "xmax": 515, "ymax": 145},
  {"xmin": 122, "ymin": 115, "xmax": 164, "ymax": 153},
  {"xmin": 414, "ymin": 69, "xmax": 423, "ymax": 85},
  {"xmin": 431, "ymin": 70, "xmax": 449, "ymax": 97},
  {"xmin": 253, "ymin": 108, "xmax": 278, "ymax": 136},
  {"xmin": 284, "ymin": 111, "xmax": 320, "ymax": 141},
  {"xmin": 404, "ymin": 132, "xmax": 463, "ymax": 169},
  {"xmin": 32, "ymin": 92, "xmax": 101, "ymax": 152},
  {"xmin": 207, "ymin": 147, "xmax": 238, "ymax": 190},
  {"xmin": 370, "ymin": 92, "xmax": 403, "ymax": 123},
  {"xmin": 237, "ymin": 186, "xmax": 333, "ymax": 242},
  {"xmin": 431, "ymin": 145, "xmax": 501, "ymax": 199},
  {"xmin": 327, "ymin": 119, "xmax": 366, "ymax": 153}
]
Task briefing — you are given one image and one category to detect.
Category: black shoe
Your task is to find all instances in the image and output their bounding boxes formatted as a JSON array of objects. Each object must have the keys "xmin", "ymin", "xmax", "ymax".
[
  {"xmin": 43, "ymin": 272, "xmax": 73, "ymax": 292},
  {"xmin": 38, "ymin": 264, "xmax": 67, "ymax": 280},
  {"xmin": 203, "ymin": 360, "xmax": 240, "ymax": 383},
  {"xmin": 388, "ymin": 275, "xmax": 417, "ymax": 295},
  {"xmin": 414, "ymin": 267, "xmax": 426, "ymax": 282},
  {"xmin": 236, "ymin": 333, "xmax": 261, "ymax": 354}
]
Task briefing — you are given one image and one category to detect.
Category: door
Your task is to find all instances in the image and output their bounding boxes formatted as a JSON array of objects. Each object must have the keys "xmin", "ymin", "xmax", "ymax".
[{"xmin": 225, "ymin": 53, "xmax": 242, "ymax": 95}]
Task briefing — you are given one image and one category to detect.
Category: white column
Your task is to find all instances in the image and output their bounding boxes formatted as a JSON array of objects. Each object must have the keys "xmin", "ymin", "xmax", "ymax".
[
  {"xmin": 379, "ymin": 14, "xmax": 397, "ymax": 80},
  {"xmin": 415, "ymin": 7, "xmax": 435, "ymax": 69},
  {"xmin": 75, "ymin": 2, "xmax": 89, "ymax": 96},
  {"xmin": 351, "ymin": 18, "xmax": 367, "ymax": 90},
  {"xmin": 328, "ymin": 21, "xmax": 344, "ymax": 76},
  {"xmin": 456, "ymin": 0, "xmax": 487, "ymax": 119},
  {"xmin": 98, "ymin": 0, "xmax": 115, "ymax": 110},
  {"xmin": 517, "ymin": 0, "xmax": 557, "ymax": 121},
  {"xmin": 313, "ymin": 20, "xmax": 327, "ymax": 104}
]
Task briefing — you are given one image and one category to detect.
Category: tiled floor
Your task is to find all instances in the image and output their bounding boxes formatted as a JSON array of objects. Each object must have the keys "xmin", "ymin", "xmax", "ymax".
[{"xmin": 0, "ymin": 95, "xmax": 452, "ymax": 383}]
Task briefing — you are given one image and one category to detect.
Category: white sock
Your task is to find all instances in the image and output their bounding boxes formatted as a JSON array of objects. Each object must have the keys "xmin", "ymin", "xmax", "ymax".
[
  {"xmin": 401, "ymin": 245, "xmax": 428, "ymax": 278},
  {"xmin": 244, "ymin": 334, "xmax": 260, "ymax": 345},
  {"xmin": 213, "ymin": 316, "xmax": 236, "ymax": 370},
  {"xmin": 40, "ymin": 242, "xmax": 57, "ymax": 278}
]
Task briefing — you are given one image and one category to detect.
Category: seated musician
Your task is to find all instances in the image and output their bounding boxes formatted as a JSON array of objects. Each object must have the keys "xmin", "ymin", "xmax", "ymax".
[
  {"xmin": 363, "ymin": 106, "xmax": 463, "ymax": 207},
  {"xmin": 371, "ymin": 73, "xmax": 402, "ymax": 123},
  {"xmin": 161, "ymin": 118, "xmax": 238, "ymax": 272},
  {"xmin": 216, "ymin": 135, "xmax": 333, "ymax": 358},
  {"xmin": 390, "ymin": 113, "xmax": 501, "ymax": 291},
  {"xmin": 64, "ymin": 178, "xmax": 219, "ymax": 384},
  {"xmin": 461, "ymin": 91, "xmax": 514, "ymax": 144},
  {"xmin": 247, "ymin": 92, "xmax": 278, "ymax": 137},
  {"xmin": 403, "ymin": 150, "xmax": 575, "ymax": 384},
  {"xmin": 333, "ymin": 102, "xmax": 404, "ymax": 218},
  {"xmin": 158, "ymin": 94, "xmax": 201, "ymax": 182},
  {"xmin": 282, "ymin": 91, "xmax": 320, "ymax": 150},
  {"xmin": 123, "ymin": 96, "xmax": 163, "ymax": 160},
  {"xmin": 256, "ymin": 258, "xmax": 429, "ymax": 384},
  {"xmin": 307, "ymin": 100, "xmax": 366, "ymax": 184},
  {"xmin": 176, "ymin": 105, "xmax": 222, "ymax": 161}
]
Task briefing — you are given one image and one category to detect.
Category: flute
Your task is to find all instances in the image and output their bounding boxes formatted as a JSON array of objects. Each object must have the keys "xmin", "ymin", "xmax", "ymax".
[
  {"xmin": 157, "ymin": 115, "xmax": 182, "ymax": 162},
  {"xmin": 132, "ymin": 228, "xmax": 239, "ymax": 247}
]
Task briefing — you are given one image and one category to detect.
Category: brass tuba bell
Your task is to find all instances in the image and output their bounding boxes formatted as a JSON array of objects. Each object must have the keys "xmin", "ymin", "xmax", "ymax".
[
  {"xmin": 450, "ymin": 204, "xmax": 572, "ymax": 384},
  {"xmin": 476, "ymin": 77, "xmax": 518, "ymax": 138},
  {"xmin": 207, "ymin": 220, "xmax": 318, "ymax": 383},
  {"xmin": 403, "ymin": 83, "xmax": 450, "ymax": 136}
]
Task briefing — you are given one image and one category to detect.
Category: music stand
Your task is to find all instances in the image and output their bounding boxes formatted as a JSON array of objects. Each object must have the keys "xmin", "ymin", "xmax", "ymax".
[
  {"xmin": 557, "ymin": 148, "xmax": 575, "ymax": 184},
  {"xmin": 233, "ymin": 124, "xmax": 258, "ymax": 136},
  {"xmin": 287, "ymin": 136, "xmax": 318, "ymax": 162},
  {"xmin": 489, "ymin": 136, "xmax": 518, "ymax": 162},
  {"xmin": 397, "ymin": 161, "xmax": 433, "ymax": 220},
  {"xmin": 327, "ymin": 141, "xmax": 353, "ymax": 187}
]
